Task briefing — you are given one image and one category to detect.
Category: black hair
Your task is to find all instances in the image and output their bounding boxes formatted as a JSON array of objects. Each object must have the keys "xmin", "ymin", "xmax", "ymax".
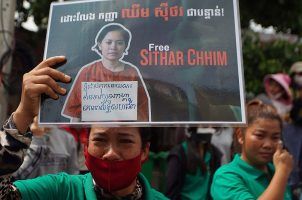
[
  {"xmin": 234, "ymin": 99, "xmax": 283, "ymax": 156},
  {"xmin": 244, "ymin": 99, "xmax": 283, "ymax": 131},
  {"xmin": 95, "ymin": 24, "xmax": 130, "ymax": 54},
  {"xmin": 139, "ymin": 127, "xmax": 151, "ymax": 149}
]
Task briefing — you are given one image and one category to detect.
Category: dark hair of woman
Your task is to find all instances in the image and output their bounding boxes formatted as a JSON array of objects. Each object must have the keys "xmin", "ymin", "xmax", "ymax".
[
  {"xmin": 95, "ymin": 24, "xmax": 130, "ymax": 54},
  {"xmin": 245, "ymin": 99, "xmax": 283, "ymax": 131}
]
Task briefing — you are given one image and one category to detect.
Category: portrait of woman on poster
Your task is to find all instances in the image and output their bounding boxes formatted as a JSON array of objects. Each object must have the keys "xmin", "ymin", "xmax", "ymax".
[{"xmin": 62, "ymin": 23, "xmax": 151, "ymax": 122}]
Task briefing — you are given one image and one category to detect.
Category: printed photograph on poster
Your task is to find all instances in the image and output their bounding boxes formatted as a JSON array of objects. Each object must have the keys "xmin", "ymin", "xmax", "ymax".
[
  {"xmin": 39, "ymin": 0, "xmax": 246, "ymax": 125},
  {"xmin": 61, "ymin": 23, "xmax": 151, "ymax": 122}
]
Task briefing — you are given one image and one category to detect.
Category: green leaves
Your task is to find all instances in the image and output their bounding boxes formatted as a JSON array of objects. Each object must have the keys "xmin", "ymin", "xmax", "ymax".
[
  {"xmin": 239, "ymin": 0, "xmax": 302, "ymax": 36},
  {"xmin": 242, "ymin": 31, "xmax": 302, "ymax": 95}
]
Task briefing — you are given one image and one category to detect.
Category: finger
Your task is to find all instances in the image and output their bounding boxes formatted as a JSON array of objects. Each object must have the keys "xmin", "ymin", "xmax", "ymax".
[
  {"xmin": 26, "ymin": 84, "xmax": 59, "ymax": 100},
  {"xmin": 35, "ymin": 56, "xmax": 67, "ymax": 70},
  {"xmin": 275, "ymin": 140, "xmax": 283, "ymax": 155},
  {"xmin": 30, "ymin": 121, "xmax": 37, "ymax": 131},
  {"xmin": 32, "ymin": 116, "xmax": 38, "ymax": 125},
  {"xmin": 31, "ymin": 74, "xmax": 67, "ymax": 95},
  {"xmin": 33, "ymin": 67, "xmax": 71, "ymax": 83},
  {"xmin": 30, "ymin": 121, "xmax": 44, "ymax": 133},
  {"xmin": 30, "ymin": 126, "xmax": 45, "ymax": 136}
]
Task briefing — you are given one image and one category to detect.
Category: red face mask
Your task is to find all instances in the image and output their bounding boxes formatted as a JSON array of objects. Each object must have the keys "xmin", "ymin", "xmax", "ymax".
[{"xmin": 84, "ymin": 148, "xmax": 142, "ymax": 192}]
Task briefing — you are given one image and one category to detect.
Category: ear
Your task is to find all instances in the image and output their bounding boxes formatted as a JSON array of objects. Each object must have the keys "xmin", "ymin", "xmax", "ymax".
[
  {"xmin": 141, "ymin": 142, "xmax": 150, "ymax": 162},
  {"xmin": 235, "ymin": 128, "xmax": 244, "ymax": 145}
]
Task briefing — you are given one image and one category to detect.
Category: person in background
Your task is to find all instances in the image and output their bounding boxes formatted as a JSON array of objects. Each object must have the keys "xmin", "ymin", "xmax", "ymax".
[
  {"xmin": 257, "ymin": 73, "xmax": 293, "ymax": 121},
  {"xmin": 211, "ymin": 127, "xmax": 234, "ymax": 165},
  {"xmin": 61, "ymin": 126, "xmax": 89, "ymax": 174},
  {"xmin": 13, "ymin": 116, "xmax": 79, "ymax": 180},
  {"xmin": 165, "ymin": 127, "xmax": 221, "ymax": 200},
  {"xmin": 211, "ymin": 99, "xmax": 293, "ymax": 200},
  {"xmin": 0, "ymin": 56, "xmax": 167, "ymax": 200},
  {"xmin": 289, "ymin": 61, "xmax": 302, "ymax": 123},
  {"xmin": 282, "ymin": 61, "xmax": 302, "ymax": 200}
]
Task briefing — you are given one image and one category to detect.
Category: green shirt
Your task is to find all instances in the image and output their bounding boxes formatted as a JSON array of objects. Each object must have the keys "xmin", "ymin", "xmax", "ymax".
[
  {"xmin": 181, "ymin": 141, "xmax": 211, "ymax": 200},
  {"xmin": 14, "ymin": 173, "xmax": 168, "ymax": 200},
  {"xmin": 211, "ymin": 154, "xmax": 292, "ymax": 200}
]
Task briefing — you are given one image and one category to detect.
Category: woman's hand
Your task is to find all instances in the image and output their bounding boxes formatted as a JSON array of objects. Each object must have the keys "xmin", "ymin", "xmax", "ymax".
[
  {"xmin": 273, "ymin": 142, "xmax": 293, "ymax": 176},
  {"xmin": 258, "ymin": 142, "xmax": 294, "ymax": 200},
  {"xmin": 30, "ymin": 116, "xmax": 48, "ymax": 137},
  {"xmin": 13, "ymin": 56, "xmax": 71, "ymax": 133}
]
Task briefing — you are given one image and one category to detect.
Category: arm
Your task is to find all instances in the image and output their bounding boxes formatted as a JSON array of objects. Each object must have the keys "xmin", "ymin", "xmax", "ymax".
[
  {"xmin": 211, "ymin": 146, "xmax": 293, "ymax": 200},
  {"xmin": 13, "ymin": 117, "xmax": 48, "ymax": 180},
  {"xmin": 165, "ymin": 155, "xmax": 183, "ymax": 200},
  {"xmin": 0, "ymin": 56, "xmax": 71, "ymax": 199},
  {"xmin": 257, "ymin": 144, "xmax": 293, "ymax": 200},
  {"xmin": 0, "ymin": 115, "xmax": 32, "ymax": 199}
]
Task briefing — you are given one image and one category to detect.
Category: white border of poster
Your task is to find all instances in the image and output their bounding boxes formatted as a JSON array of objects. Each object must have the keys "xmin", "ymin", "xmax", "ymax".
[{"xmin": 39, "ymin": 0, "xmax": 246, "ymax": 126}]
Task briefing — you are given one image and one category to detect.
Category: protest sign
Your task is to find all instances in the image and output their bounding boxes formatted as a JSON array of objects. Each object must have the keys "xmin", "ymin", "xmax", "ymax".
[
  {"xmin": 39, "ymin": 0, "xmax": 246, "ymax": 125},
  {"xmin": 81, "ymin": 81, "xmax": 138, "ymax": 121}
]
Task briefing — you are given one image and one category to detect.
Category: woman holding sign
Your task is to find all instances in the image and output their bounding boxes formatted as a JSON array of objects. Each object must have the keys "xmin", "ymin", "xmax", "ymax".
[
  {"xmin": 0, "ymin": 56, "xmax": 166, "ymax": 200},
  {"xmin": 62, "ymin": 23, "xmax": 150, "ymax": 122}
]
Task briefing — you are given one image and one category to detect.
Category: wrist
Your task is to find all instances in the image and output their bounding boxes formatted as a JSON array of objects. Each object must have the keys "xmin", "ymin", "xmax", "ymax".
[
  {"xmin": 275, "ymin": 166, "xmax": 291, "ymax": 177},
  {"xmin": 13, "ymin": 108, "xmax": 34, "ymax": 134}
]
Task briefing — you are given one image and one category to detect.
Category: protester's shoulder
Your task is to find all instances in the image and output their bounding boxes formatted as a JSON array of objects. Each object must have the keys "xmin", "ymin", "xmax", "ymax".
[
  {"xmin": 50, "ymin": 172, "xmax": 89, "ymax": 186},
  {"xmin": 213, "ymin": 159, "xmax": 239, "ymax": 177},
  {"xmin": 14, "ymin": 172, "xmax": 88, "ymax": 199},
  {"xmin": 211, "ymin": 161, "xmax": 247, "ymax": 195},
  {"xmin": 283, "ymin": 122, "xmax": 302, "ymax": 132},
  {"xmin": 167, "ymin": 144, "xmax": 184, "ymax": 160},
  {"xmin": 138, "ymin": 173, "xmax": 169, "ymax": 200}
]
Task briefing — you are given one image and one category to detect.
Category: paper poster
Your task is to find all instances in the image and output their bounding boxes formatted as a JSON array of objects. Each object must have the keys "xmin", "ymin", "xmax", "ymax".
[
  {"xmin": 81, "ymin": 81, "xmax": 138, "ymax": 121},
  {"xmin": 39, "ymin": 0, "xmax": 246, "ymax": 125}
]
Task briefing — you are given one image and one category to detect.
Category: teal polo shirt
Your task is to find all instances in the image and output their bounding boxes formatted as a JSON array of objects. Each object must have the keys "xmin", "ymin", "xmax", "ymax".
[
  {"xmin": 181, "ymin": 141, "xmax": 211, "ymax": 200},
  {"xmin": 211, "ymin": 154, "xmax": 292, "ymax": 200},
  {"xmin": 14, "ymin": 172, "xmax": 168, "ymax": 200}
]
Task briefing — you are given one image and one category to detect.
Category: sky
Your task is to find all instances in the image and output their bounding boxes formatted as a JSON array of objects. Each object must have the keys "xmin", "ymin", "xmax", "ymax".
[{"xmin": 22, "ymin": 16, "xmax": 38, "ymax": 32}]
